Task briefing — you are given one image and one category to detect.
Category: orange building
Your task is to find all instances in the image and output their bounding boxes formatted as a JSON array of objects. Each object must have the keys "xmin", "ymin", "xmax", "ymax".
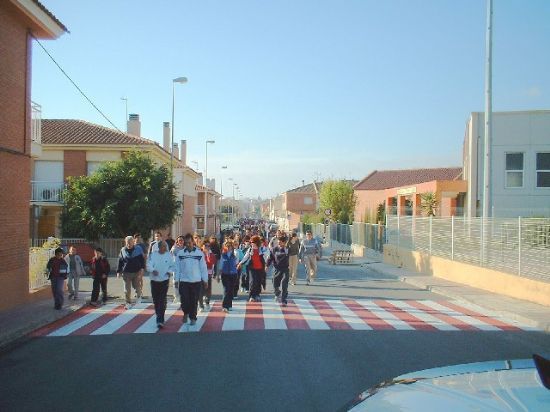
[
  {"xmin": 354, "ymin": 168, "xmax": 467, "ymax": 222},
  {"xmin": 0, "ymin": 0, "xmax": 66, "ymax": 311}
]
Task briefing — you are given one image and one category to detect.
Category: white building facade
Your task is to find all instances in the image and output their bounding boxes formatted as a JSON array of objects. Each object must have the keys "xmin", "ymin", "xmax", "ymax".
[{"xmin": 463, "ymin": 110, "xmax": 550, "ymax": 217}]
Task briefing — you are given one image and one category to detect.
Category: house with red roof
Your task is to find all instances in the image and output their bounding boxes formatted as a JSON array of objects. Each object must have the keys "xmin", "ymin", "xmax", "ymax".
[
  {"xmin": 31, "ymin": 117, "xmax": 220, "ymax": 240},
  {"xmin": 353, "ymin": 167, "xmax": 467, "ymax": 222}
]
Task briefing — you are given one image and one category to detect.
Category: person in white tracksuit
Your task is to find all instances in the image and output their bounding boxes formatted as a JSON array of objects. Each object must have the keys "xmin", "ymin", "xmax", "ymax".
[{"xmin": 146, "ymin": 241, "xmax": 175, "ymax": 328}]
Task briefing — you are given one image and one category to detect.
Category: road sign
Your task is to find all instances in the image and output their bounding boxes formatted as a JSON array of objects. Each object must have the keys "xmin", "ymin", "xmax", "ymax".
[{"xmin": 324, "ymin": 208, "xmax": 332, "ymax": 216}]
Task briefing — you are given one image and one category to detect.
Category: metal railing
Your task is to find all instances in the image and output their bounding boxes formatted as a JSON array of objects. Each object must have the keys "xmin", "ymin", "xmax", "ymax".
[
  {"xmin": 298, "ymin": 222, "xmax": 385, "ymax": 252},
  {"xmin": 31, "ymin": 181, "xmax": 65, "ymax": 203},
  {"xmin": 386, "ymin": 216, "xmax": 550, "ymax": 283},
  {"xmin": 30, "ymin": 238, "xmax": 125, "ymax": 259},
  {"xmin": 31, "ymin": 101, "xmax": 42, "ymax": 144},
  {"xmin": 29, "ymin": 247, "xmax": 54, "ymax": 290}
]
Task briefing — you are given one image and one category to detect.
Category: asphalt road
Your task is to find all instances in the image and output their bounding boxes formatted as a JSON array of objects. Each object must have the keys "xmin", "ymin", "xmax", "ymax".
[{"xmin": 1, "ymin": 261, "xmax": 549, "ymax": 411}]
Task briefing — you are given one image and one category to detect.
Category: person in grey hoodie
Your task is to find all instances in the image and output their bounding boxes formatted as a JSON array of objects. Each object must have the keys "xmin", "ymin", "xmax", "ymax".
[{"xmin": 298, "ymin": 230, "xmax": 321, "ymax": 285}]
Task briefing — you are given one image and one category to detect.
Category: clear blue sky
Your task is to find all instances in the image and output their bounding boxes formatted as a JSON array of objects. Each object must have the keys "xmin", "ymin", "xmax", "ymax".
[{"xmin": 34, "ymin": 0, "xmax": 550, "ymax": 198}]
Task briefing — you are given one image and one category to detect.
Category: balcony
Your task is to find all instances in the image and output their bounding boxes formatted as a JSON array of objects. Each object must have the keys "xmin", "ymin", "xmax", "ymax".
[{"xmin": 31, "ymin": 181, "xmax": 65, "ymax": 204}]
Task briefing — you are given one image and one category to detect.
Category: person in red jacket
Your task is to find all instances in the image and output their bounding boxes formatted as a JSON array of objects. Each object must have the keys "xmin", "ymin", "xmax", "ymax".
[
  {"xmin": 199, "ymin": 241, "xmax": 217, "ymax": 312},
  {"xmin": 90, "ymin": 247, "xmax": 110, "ymax": 306}
]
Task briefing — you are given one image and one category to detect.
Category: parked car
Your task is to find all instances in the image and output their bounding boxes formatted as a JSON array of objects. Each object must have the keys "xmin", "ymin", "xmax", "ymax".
[{"xmin": 341, "ymin": 355, "xmax": 550, "ymax": 411}]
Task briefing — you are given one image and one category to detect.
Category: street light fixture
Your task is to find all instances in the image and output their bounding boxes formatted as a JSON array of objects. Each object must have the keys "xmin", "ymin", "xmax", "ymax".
[
  {"xmin": 171, "ymin": 76, "xmax": 188, "ymax": 172},
  {"xmin": 204, "ymin": 140, "xmax": 215, "ymax": 235}
]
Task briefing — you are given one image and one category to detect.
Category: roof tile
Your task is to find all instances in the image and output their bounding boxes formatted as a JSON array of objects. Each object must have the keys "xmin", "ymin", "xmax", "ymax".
[{"xmin": 354, "ymin": 167, "xmax": 463, "ymax": 190}]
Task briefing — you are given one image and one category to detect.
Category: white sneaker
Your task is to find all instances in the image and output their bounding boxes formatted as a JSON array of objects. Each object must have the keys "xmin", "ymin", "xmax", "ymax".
[
  {"xmin": 136, "ymin": 297, "xmax": 142, "ymax": 304},
  {"xmin": 198, "ymin": 307, "xmax": 204, "ymax": 313}
]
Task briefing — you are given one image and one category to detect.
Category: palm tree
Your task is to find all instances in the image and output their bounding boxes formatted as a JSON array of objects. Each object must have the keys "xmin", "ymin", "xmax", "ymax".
[{"xmin": 420, "ymin": 192, "xmax": 438, "ymax": 217}]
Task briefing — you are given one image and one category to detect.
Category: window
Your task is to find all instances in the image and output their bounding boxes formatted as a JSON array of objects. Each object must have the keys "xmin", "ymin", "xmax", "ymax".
[
  {"xmin": 304, "ymin": 196, "xmax": 313, "ymax": 205},
  {"xmin": 536, "ymin": 152, "xmax": 550, "ymax": 188},
  {"xmin": 505, "ymin": 152, "xmax": 523, "ymax": 188},
  {"xmin": 87, "ymin": 161, "xmax": 103, "ymax": 175}
]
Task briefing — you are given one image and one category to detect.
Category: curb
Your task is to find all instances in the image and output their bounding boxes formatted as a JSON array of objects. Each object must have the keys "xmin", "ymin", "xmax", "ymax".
[{"xmin": 0, "ymin": 301, "xmax": 88, "ymax": 351}]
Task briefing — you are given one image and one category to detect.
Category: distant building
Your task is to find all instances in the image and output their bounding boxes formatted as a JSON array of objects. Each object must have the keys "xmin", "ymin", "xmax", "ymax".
[
  {"xmin": 463, "ymin": 110, "xmax": 550, "ymax": 217},
  {"xmin": 353, "ymin": 168, "xmax": 466, "ymax": 222}
]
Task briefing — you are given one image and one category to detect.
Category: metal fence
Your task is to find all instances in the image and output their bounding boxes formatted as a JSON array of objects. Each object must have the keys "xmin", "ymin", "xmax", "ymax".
[
  {"xmin": 299, "ymin": 222, "xmax": 385, "ymax": 252},
  {"xmin": 29, "ymin": 247, "xmax": 54, "ymax": 290},
  {"xmin": 30, "ymin": 238, "xmax": 125, "ymax": 259},
  {"xmin": 386, "ymin": 216, "xmax": 550, "ymax": 283}
]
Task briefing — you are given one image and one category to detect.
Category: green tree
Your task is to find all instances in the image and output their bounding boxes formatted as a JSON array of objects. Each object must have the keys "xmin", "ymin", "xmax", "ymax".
[
  {"xmin": 319, "ymin": 180, "xmax": 356, "ymax": 224},
  {"xmin": 62, "ymin": 151, "xmax": 181, "ymax": 239},
  {"xmin": 420, "ymin": 192, "xmax": 438, "ymax": 217}
]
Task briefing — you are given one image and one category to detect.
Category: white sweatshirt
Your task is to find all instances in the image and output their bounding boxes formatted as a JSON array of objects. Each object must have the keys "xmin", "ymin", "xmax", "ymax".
[
  {"xmin": 174, "ymin": 247, "xmax": 208, "ymax": 283},
  {"xmin": 146, "ymin": 251, "xmax": 176, "ymax": 282}
]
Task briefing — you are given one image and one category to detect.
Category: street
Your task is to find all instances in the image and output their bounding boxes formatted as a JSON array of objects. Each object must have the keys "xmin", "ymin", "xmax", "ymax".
[{"xmin": 1, "ymin": 261, "xmax": 549, "ymax": 411}]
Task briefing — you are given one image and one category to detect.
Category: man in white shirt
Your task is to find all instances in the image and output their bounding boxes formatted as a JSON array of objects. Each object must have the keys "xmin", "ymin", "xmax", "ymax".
[{"xmin": 174, "ymin": 233, "xmax": 208, "ymax": 326}]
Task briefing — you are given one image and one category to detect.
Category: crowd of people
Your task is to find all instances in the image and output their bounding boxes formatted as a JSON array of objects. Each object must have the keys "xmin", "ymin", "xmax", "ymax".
[{"xmin": 46, "ymin": 224, "xmax": 323, "ymax": 329}]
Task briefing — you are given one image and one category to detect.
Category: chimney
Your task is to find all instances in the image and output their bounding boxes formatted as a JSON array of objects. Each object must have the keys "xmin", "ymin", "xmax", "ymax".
[
  {"xmin": 180, "ymin": 140, "xmax": 187, "ymax": 166},
  {"xmin": 163, "ymin": 122, "xmax": 170, "ymax": 151},
  {"xmin": 172, "ymin": 143, "xmax": 179, "ymax": 159},
  {"xmin": 302, "ymin": 179, "xmax": 305, "ymax": 186},
  {"xmin": 127, "ymin": 113, "xmax": 141, "ymax": 136}
]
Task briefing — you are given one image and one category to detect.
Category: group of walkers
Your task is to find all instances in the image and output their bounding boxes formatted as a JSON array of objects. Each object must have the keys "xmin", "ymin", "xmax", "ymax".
[{"xmin": 46, "ymin": 226, "xmax": 322, "ymax": 330}]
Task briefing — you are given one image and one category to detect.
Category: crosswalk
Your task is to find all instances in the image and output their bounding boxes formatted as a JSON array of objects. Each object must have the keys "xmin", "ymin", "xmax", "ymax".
[{"xmin": 31, "ymin": 298, "xmax": 538, "ymax": 337}]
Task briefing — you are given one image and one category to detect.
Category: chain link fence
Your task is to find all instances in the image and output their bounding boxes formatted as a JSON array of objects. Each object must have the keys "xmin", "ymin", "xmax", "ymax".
[{"xmin": 386, "ymin": 216, "xmax": 550, "ymax": 283}]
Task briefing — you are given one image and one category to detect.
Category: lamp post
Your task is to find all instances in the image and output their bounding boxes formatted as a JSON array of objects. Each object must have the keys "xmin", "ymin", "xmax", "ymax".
[
  {"xmin": 120, "ymin": 97, "xmax": 128, "ymax": 129},
  {"xmin": 204, "ymin": 140, "xmax": 215, "ymax": 235},
  {"xmin": 171, "ymin": 77, "xmax": 188, "ymax": 173},
  {"xmin": 220, "ymin": 165, "xmax": 227, "ymax": 226}
]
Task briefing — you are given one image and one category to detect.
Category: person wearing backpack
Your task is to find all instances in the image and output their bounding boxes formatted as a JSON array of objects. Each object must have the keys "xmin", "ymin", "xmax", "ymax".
[
  {"xmin": 220, "ymin": 241, "xmax": 239, "ymax": 312},
  {"xmin": 47, "ymin": 247, "xmax": 69, "ymax": 310},
  {"xmin": 90, "ymin": 247, "xmax": 110, "ymax": 306}
]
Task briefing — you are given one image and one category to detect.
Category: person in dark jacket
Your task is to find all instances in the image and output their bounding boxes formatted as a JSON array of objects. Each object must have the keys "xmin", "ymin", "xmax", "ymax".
[
  {"xmin": 90, "ymin": 247, "xmax": 110, "ymax": 306},
  {"xmin": 267, "ymin": 235, "xmax": 290, "ymax": 306},
  {"xmin": 287, "ymin": 233, "xmax": 301, "ymax": 285},
  {"xmin": 237, "ymin": 235, "xmax": 266, "ymax": 302},
  {"xmin": 117, "ymin": 236, "xmax": 146, "ymax": 309},
  {"xmin": 46, "ymin": 247, "xmax": 69, "ymax": 310},
  {"xmin": 209, "ymin": 236, "xmax": 222, "ymax": 279}
]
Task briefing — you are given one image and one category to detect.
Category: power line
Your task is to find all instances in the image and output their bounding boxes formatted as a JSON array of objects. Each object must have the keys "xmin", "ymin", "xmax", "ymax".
[{"xmin": 31, "ymin": 34, "xmax": 122, "ymax": 132}]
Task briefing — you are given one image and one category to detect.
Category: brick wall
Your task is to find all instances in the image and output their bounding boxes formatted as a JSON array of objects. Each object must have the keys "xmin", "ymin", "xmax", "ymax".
[
  {"xmin": 0, "ymin": 4, "xmax": 33, "ymax": 311},
  {"xmin": 63, "ymin": 150, "xmax": 87, "ymax": 179}
]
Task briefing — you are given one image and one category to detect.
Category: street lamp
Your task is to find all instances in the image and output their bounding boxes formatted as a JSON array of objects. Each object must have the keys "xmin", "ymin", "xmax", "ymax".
[
  {"xmin": 204, "ymin": 140, "xmax": 215, "ymax": 235},
  {"xmin": 171, "ymin": 76, "xmax": 188, "ymax": 172},
  {"xmin": 120, "ymin": 97, "xmax": 128, "ymax": 129},
  {"xmin": 220, "ymin": 165, "xmax": 228, "ymax": 227}
]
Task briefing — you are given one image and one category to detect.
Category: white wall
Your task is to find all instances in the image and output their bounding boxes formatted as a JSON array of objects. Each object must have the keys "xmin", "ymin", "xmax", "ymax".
[{"xmin": 465, "ymin": 111, "xmax": 550, "ymax": 217}]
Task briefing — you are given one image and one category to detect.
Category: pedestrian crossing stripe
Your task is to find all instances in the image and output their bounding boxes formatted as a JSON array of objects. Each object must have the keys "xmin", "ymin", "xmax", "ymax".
[{"xmin": 30, "ymin": 299, "xmax": 539, "ymax": 337}]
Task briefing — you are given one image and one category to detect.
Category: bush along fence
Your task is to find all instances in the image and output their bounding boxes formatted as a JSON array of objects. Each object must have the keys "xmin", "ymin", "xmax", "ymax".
[
  {"xmin": 298, "ymin": 222, "xmax": 385, "ymax": 252},
  {"xmin": 386, "ymin": 215, "xmax": 550, "ymax": 283}
]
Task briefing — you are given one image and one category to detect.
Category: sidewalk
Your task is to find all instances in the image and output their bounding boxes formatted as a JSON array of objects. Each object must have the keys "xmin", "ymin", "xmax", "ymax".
[
  {"xmin": 322, "ymin": 244, "xmax": 550, "ymax": 332},
  {"xmin": 0, "ymin": 295, "xmax": 89, "ymax": 351}
]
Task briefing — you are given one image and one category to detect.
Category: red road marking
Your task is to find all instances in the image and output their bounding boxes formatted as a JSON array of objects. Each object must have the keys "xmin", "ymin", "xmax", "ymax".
[
  {"xmin": 373, "ymin": 300, "xmax": 438, "ymax": 331},
  {"xmin": 71, "ymin": 305, "xmax": 126, "ymax": 335},
  {"xmin": 114, "ymin": 305, "xmax": 155, "ymax": 334},
  {"xmin": 244, "ymin": 301, "xmax": 264, "ymax": 330},
  {"xmin": 200, "ymin": 301, "xmax": 226, "ymax": 332},
  {"xmin": 159, "ymin": 309, "xmax": 183, "ymax": 334},
  {"xmin": 281, "ymin": 300, "xmax": 310, "ymax": 330},
  {"xmin": 407, "ymin": 301, "xmax": 479, "ymax": 331},
  {"xmin": 436, "ymin": 301, "xmax": 521, "ymax": 331},
  {"xmin": 342, "ymin": 300, "xmax": 394, "ymax": 330},
  {"xmin": 30, "ymin": 305, "xmax": 97, "ymax": 337},
  {"xmin": 309, "ymin": 300, "xmax": 352, "ymax": 330}
]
